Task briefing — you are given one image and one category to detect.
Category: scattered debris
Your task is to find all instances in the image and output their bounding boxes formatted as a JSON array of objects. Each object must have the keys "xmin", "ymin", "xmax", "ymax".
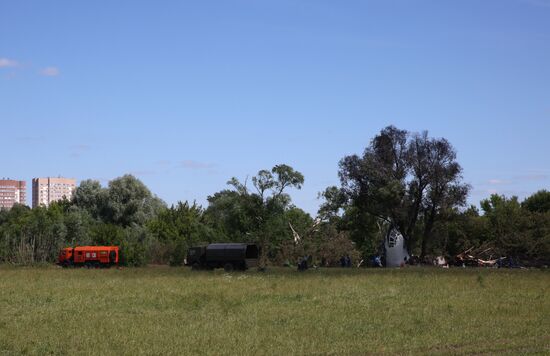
[
  {"xmin": 434, "ymin": 256, "xmax": 448, "ymax": 268},
  {"xmin": 455, "ymin": 245, "xmax": 502, "ymax": 268},
  {"xmin": 289, "ymin": 222, "xmax": 301, "ymax": 244}
]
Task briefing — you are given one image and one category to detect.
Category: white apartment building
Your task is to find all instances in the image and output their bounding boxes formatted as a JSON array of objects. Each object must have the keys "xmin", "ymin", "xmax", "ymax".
[{"xmin": 32, "ymin": 177, "xmax": 77, "ymax": 208}]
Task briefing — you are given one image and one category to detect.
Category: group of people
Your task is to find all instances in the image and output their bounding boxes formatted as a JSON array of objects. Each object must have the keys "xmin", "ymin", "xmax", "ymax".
[
  {"xmin": 296, "ymin": 254, "xmax": 354, "ymax": 271},
  {"xmin": 339, "ymin": 255, "xmax": 352, "ymax": 268},
  {"xmin": 297, "ymin": 255, "xmax": 310, "ymax": 271}
]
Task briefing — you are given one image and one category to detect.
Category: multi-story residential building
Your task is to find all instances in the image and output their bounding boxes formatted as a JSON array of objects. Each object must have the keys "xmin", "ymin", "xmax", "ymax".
[
  {"xmin": 0, "ymin": 179, "xmax": 26, "ymax": 209},
  {"xmin": 32, "ymin": 177, "xmax": 77, "ymax": 208}
]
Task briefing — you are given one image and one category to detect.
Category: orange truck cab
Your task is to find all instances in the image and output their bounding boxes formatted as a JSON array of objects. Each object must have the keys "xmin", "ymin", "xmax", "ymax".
[{"xmin": 58, "ymin": 246, "xmax": 119, "ymax": 268}]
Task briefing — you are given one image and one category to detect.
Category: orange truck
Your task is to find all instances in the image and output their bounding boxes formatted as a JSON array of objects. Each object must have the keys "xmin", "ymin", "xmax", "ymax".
[{"xmin": 58, "ymin": 246, "xmax": 119, "ymax": 268}]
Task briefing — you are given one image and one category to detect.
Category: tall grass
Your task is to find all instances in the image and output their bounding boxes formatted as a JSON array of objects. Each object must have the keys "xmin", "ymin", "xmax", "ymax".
[{"xmin": 0, "ymin": 266, "xmax": 549, "ymax": 355}]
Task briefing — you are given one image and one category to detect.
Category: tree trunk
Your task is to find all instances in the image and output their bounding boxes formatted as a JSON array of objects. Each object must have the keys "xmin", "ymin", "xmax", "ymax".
[
  {"xmin": 405, "ymin": 183, "xmax": 427, "ymax": 252},
  {"xmin": 420, "ymin": 205, "xmax": 436, "ymax": 260}
]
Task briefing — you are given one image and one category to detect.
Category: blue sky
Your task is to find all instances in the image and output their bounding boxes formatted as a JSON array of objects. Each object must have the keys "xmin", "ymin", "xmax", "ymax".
[{"xmin": 1, "ymin": 0, "xmax": 549, "ymax": 215}]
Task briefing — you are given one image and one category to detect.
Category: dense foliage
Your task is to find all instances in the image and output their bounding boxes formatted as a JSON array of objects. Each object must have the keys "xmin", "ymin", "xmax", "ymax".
[
  {"xmin": 318, "ymin": 127, "xmax": 550, "ymax": 266},
  {"xmin": 1, "ymin": 127, "xmax": 549, "ymax": 266}
]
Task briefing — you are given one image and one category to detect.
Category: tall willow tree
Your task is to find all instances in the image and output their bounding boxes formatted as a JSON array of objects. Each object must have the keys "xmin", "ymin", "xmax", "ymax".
[{"xmin": 327, "ymin": 126, "xmax": 469, "ymax": 258}]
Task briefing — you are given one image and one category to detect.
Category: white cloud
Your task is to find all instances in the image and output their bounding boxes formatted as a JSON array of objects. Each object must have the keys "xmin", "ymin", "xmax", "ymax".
[
  {"xmin": 69, "ymin": 144, "xmax": 91, "ymax": 151},
  {"xmin": 68, "ymin": 144, "xmax": 91, "ymax": 158},
  {"xmin": 155, "ymin": 160, "xmax": 171, "ymax": 166},
  {"xmin": 16, "ymin": 136, "xmax": 46, "ymax": 142},
  {"xmin": 40, "ymin": 67, "xmax": 59, "ymax": 76},
  {"xmin": 0, "ymin": 58, "xmax": 19, "ymax": 68},
  {"xmin": 181, "ymin": 160, "xmax": 215, "ymax": 170},
  {"xmin": 515, "ymin": 174, "xmax": 549, "ymax": 181},
  {"xmin": 524, "ymin": 0, "xmax": 550, "ymax": 7},
  {"xmin": 130, "ymin": 170, "xmax": 156, "ymax": 176},
  {"xmin": 488, "ymin": 179, "xmax": 511, "ymax": 185}
]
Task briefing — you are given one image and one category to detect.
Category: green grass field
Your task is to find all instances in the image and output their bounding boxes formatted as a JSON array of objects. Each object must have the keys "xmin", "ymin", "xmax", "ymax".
[{"xmin": 0, "ymin": 266, "xmax": 549, "ymax": 355}]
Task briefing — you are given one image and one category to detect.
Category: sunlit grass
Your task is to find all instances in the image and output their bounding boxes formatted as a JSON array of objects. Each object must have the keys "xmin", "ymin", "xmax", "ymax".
[{"xmin": 0, "ymin": 266, "xmax": 549, "ymax": 355}]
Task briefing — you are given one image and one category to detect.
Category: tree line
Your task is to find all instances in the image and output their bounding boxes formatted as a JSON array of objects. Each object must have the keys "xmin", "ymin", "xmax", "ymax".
[{"xmin": 1, "ymin": 126, "xmax": 549, "ymax": 266}]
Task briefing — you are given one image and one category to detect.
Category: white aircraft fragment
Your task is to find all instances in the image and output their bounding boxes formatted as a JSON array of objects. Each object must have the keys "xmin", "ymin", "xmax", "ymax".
[{"xmin": 384, "ymin": 227, "xmax": 410, "ymax": 267}]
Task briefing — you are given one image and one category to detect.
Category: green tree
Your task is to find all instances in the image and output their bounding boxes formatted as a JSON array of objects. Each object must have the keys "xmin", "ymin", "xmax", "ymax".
[
  {"xmin": 522, "ymin": 190, "xmax": 550, "ymax": 213},
  {"xmin": 205, "ymin": 164, "xmax": 306, "ymax": 265},
  {"xmin": 148, "ymin": 201, "xmax": 215, "ymax": 265},
  {"xmin": 338, "ymin": 126, "xmax": 409, "ymax": 229},
  {"xmin": 318, "ymin": 186, "xmax": 347, "ymax": 222},
  {"xmin": 271, "ymin": 164, "xmax": 304, "ymax": 198},
  {"xmin": 72, "ymin": 179, "xmax": 105, "ymax": 219},
  {"xmin": 418, "ymin": 137, "xmax": 469, "ymax": 258},
  {"xmin": 252, "ymin": 170, "xmax": 275, "ymax": 200},
  {"xmin": 103, "ymin": 175, "xmax": 166, "ymax": 226},
  {"xmin": 205, "ymin": 189, "xmax": 264, "ymax": 241},
  {"xmin": 0, "ymin": 204, "xmax": 31, "ymax": 263},
  {"xmin": 63, "ymin": 206, "xmax": 94, "ymax": 246},
  {"xmin": 336, "ymin": 126, "xmax": 469, "ymax": 257}
]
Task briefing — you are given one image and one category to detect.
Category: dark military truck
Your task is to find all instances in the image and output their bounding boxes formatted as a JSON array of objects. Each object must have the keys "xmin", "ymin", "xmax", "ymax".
[{"xmin": 186, "ymin": 243, "xmax": 260, "ymax": 271}]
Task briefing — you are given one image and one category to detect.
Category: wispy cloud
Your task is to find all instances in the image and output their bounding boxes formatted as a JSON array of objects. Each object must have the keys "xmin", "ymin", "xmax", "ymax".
[
  {"xmin": 480, "ymin": 173, "xmax": 549, "ymax": 186},
  {"xmin": 180, "ymin": 160, "xmax": 216, "ymax": 170},
  {"xmin": 1, "ymin": 58, "xmax": 62, "ymax": 79},
  {"xmin": 155, "ymin": 160, "xmax": 171, "ymax": 166},
  {"xmin": 69, "ymin": 144, "xmax": 91, "ymax": 158},
  {"xmin": 70, "ymin": 144, "xmax": 91, "ymax": 151},
  {"xmin": 0, "ymin": 58, "xmax": 19, "ymax": 68},
  {"xmin": 16, "ymin": 136, "xmax": 46, "ymax": 143},
  {"xmin": 523, "ymin": 0, "xmax": 550, "ymax": 7},
  {"xmin": 488, "ymin": 179, "xmax": 512, "ymax": 185},
  {"xmin": 40, "ymin": 67, "xmax": 59, "ymax": 76},
  {"xmin": 514, "ymin": 173, "xmax": 549, "ymax": 181},
  {"xmin": 130, "ymin": 169, "xmax": 157, "ymax": 176},
  {"xmin": 483, "ymin": 188, "xmax": 530, "ymax": 197}
]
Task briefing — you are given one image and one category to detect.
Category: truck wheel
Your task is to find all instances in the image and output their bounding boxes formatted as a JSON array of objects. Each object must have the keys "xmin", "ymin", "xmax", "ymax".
[
  {"xmin": 191, "ymin": 263, "xmax": 201, "ymax": 271},
  {"xmin": 224, "ymin": 263, "xmax": 234, "ymax": 272}
]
